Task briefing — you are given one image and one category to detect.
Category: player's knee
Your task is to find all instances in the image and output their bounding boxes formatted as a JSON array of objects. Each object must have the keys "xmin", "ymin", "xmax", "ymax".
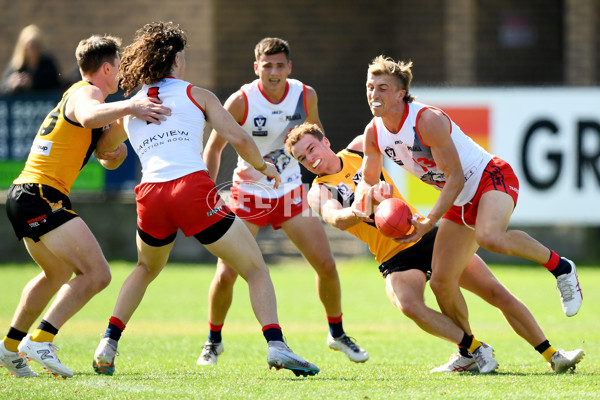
[
  {"xmin": 429, "ymin": 275, "xmax": 450, "ymax": 297},
  {"xmin": 216, "ymin": 263, "xmax": 240, "ymax": 286},
  {"xmin": 85, "ymin": 267, "xmax": 111, "ymax": 294},
  {"xmin": 397, "ymin": 298, "xmax": 425, "ymax": 321},
  {"xmin": 96, "ymin": 268, "xmax": 112, "ymax": 291},
  {"xmin": 475, "ymin": 231, "xmax": 508, "ymax": 254},
  {"xmin": 486, "ymin": 284, "xmax": 519, "ymax": 309},
  {"xmin": 313, "ymin": 256, "xmax": 337, "ymax": 277},
  {"xmin": 96, "ymin": 274, "xmax": 111, "ymax": 292},
  {"xmin": 241, "ymin": 266, "xmax": 270, "ymax": 284}
]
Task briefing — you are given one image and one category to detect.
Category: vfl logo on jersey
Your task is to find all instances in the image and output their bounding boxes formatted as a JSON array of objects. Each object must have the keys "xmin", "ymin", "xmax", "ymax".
[
  {"xmin": 384, "ymin": 146, "xmax": 404, "ymax": 166},
  {"xmin": 336, "ymin": 183, "xmax": 355, "ymax": 207},
  {"xmin": 252, "ymin": 115, "xmax": 267, "ymax": 136},
  {"xmin": 30, "ymin": 138, "xmax": 53, "ymax": 156}
]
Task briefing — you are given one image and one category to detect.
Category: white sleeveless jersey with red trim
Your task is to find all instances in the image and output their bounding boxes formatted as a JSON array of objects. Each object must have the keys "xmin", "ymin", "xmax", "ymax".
[
  {"xmin": 125, "ymin": 77, "xmax": 208, "ymax": 183},
  {"xmin": 372, "ymin": 102, "xmax": 492, "ymax": 206},
  {"xmin": 233, "ymin": 78, "xmax": 307, "ymax": 198}
]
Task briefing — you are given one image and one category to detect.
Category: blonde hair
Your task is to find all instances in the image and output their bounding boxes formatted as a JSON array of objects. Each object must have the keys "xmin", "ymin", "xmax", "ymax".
[
  {"xmin": 368, "ymin": 55, "xmax": 415, "ymax": 103},
  {"xmin": 10, "ymin": 25, "xmax": 43, "ymax": 70}
]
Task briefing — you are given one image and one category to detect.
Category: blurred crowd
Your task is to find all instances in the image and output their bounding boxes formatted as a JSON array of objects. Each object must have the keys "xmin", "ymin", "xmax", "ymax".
[{"xmin": 0, "ymin": 24, "xmax": 78, "ymax": 95}]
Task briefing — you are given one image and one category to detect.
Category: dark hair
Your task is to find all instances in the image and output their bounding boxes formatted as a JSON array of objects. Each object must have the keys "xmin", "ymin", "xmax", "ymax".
[
  {"xmin": 76, "ymin": 35, "xmax": 122, "ymax": 74},
  {"xmin": 120, "ymin": 21, "xmax": 187, "ymax": 96},
  {"xmin": 254, "ymin": 37, "xmax": 291, "ymax": 62}
]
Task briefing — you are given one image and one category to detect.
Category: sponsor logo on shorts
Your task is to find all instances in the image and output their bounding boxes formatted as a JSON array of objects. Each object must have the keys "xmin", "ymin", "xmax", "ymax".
[
  {"xmin": 49, "ymin": 200, "xmax": 65, "ymax": 213},
  {"xmin": 27, "ymin": 214, "xmax": 48, "ymax": 228},
  {"xmin": 509, "ymin": 185, "xmax": 519, "ymax": 194},
  {"xmin": 207, "ymin": 205, "xmax": 223, "ymax": 217}
]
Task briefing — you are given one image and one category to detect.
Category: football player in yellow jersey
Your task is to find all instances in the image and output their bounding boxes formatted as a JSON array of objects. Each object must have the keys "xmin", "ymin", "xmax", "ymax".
[
  {"xmin": 285, "ymin": 122, "xmax": 584, "ymax": 374},
  {"xmin": 1, "ymin": 34, "xmax": 170, "ymax": 379}
]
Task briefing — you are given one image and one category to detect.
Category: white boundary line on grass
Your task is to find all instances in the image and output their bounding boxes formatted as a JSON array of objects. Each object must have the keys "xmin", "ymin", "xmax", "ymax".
[{"xmin": 77, "ymin": 380, "xmax": 202, "ymax": 396}]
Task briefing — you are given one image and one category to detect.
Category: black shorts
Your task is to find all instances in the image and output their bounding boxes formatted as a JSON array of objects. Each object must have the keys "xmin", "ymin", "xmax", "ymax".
[
  {"xmin": 378, "ymin": 226, "xmax": 438, "ymax": 279},
  {"xmin": 6, "ymin": 183, "xmax": 78, "ymax": 242}
]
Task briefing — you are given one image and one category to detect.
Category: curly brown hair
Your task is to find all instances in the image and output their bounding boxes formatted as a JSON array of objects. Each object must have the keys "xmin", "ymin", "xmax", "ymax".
[{"xmin": 119, "ymin": 21, "xmax": 187, "ymax": 96}]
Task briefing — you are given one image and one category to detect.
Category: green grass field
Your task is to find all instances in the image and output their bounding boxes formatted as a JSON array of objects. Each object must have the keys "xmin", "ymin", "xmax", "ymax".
[{"xmin": 0, "ymin": 260, "xmax": 598, "ymax": 399}]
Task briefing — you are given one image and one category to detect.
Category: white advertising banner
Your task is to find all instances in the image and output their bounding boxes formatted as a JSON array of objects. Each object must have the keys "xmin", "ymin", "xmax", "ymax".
[{"xmin": 383, "ymin": 87, "xmax": 600, "ymax": 226}]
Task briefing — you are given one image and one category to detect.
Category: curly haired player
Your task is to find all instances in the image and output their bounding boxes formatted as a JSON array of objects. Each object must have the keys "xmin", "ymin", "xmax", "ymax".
[{"xmin": 91, "ymin": 22, "xmax": 318, "ymax": 378}]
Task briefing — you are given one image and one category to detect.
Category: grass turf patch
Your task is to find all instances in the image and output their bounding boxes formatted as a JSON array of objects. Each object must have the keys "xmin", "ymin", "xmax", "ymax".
[{"xmin": 0, "ymin": 260, "xmax": 598, "ymax": 399}]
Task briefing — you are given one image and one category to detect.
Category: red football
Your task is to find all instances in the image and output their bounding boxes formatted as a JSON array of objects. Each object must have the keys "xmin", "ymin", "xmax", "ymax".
[{"xmin": 374, "ymin": 198, "xmax": 413, "ymax": 238}]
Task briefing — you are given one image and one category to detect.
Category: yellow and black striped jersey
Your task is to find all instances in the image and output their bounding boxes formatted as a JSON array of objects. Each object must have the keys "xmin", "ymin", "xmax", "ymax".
[
  {"xmin": 313, "ymin": 148, "xmax": 422, "ymax": 263},
  {"xmin": 13, "ymin": 81, "xmax": 104, "ymax": 195}
]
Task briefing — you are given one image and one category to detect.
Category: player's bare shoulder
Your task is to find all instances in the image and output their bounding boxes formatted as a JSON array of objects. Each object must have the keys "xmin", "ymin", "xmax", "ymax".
[
  {"xmin": 223, "ymin": 90, "xmax": 246, "ymax": 122},
  {"xmin": 67, "ymin": 84, "xmax": 103, "ymax": 124},
  {"xmin": 418, "ymin": 107, "xmax": 451, "ymax": 135},
  {"xmin": 304, "ymin": 84, "xmax": 318, "ymax": 99},
  {"xmin": 347, "ymin": 135, "xmax": 364, "ymax": 152}
]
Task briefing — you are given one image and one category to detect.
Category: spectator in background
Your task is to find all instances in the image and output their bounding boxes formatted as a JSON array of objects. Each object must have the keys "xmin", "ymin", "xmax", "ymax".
[{"xmin": 1, "ymin": 24, "xmax": 61, "ymax": 94}]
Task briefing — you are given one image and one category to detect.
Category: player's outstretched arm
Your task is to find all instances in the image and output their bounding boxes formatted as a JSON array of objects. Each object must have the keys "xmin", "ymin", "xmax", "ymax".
[
  {"xmin": 70, "ymin": 85, "xmax": 170, "ymax": 129},
  {"xmin": 308, "ymin": 184, "xmax": 362, "ymax": 231},
  {"xmin": 204, "ymin": 130, "xmax": 228, "ymax": 181},
  {"xmin": 195, "ymin": 86, "xmax": 281, "ymax": 187},
  {"xmin": 203, "ymin": 91, "xmax": 245, "ymax": 180},
  {"xmin": 353, "ymin": 125, "xmax": 383, "ymax": 218}
]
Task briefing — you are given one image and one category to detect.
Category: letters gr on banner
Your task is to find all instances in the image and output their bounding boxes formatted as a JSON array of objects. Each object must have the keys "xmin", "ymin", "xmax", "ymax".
[{"xmin": 384, "ymin": 87, "xmax": 600, "ymax": 226}]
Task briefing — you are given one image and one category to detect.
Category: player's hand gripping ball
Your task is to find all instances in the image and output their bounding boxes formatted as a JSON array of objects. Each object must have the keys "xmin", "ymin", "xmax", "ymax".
[{"xmin": 374, "ymin": 198, "xmax": 412, "ymax": 238}]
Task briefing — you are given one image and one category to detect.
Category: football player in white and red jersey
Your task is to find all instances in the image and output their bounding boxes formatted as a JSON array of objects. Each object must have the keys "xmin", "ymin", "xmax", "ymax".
[
  {"xmin": 91, "ymin": 23, "xmax": 319, "ymax": 378},
  {"xmin": 356, "ymin": 55, "xmax": 583, "ymax": 371}
]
